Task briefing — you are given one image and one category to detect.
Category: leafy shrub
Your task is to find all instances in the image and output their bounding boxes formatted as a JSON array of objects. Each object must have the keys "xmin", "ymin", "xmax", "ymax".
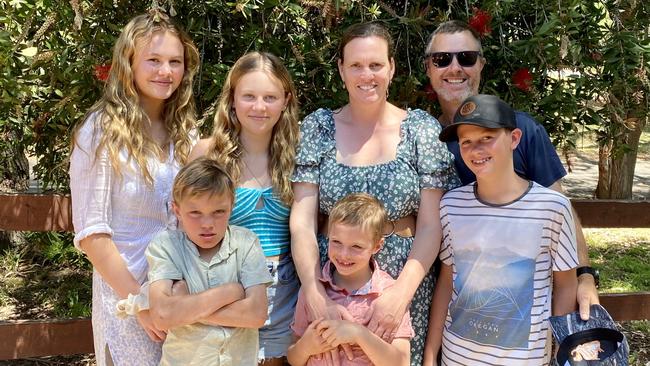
[{"xmin": 2, "ymin": 0, "xmax": 648, "ymax": 191}]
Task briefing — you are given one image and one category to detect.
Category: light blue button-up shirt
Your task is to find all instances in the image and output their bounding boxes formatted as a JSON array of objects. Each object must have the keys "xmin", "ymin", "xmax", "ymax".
[{"xmin": 147, "ymin": 226, "xmax": 272, "ymax": 365}]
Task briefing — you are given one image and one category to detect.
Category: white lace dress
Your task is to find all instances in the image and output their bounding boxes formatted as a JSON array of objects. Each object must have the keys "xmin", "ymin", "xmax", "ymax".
[{"xmin": 70, "ymin": 113, "xmax": 183, "ymax": 366}]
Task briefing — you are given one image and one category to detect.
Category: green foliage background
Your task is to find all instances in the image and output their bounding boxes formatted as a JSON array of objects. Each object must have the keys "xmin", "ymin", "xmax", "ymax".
[{"xmin": 1, "ymin": 0, "xmax": 649, "ymax": 191}]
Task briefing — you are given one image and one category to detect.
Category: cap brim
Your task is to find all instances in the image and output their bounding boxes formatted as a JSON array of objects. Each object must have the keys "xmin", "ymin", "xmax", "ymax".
[
  {"xmin": 438, "ymin": 124, "xmax": 460, "ymax": 142},
  {"xmin": 438, "ymin": 118, "xmax": 509, "ymax": 142}
]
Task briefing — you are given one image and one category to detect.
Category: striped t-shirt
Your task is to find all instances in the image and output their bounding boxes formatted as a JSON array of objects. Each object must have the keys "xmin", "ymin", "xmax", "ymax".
[
  {"xmin": 439, "ymin": 182, "xmax": 579, "ymax": 366},
  {"xmin": 230, "ymin": 187, "xmax": 290, "ymax": 256}
]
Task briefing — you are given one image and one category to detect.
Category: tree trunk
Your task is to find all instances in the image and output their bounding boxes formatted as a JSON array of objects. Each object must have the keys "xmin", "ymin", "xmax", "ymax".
[{"xmin": 596, "ymin": 112, "xmax": 647, "ymax": 199}]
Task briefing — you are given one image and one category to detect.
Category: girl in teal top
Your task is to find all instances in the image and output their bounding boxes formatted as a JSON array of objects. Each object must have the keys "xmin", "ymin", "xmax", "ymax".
[{"xmin": 189, "ymin": 51, "xmax": 299, "ymax": 366}]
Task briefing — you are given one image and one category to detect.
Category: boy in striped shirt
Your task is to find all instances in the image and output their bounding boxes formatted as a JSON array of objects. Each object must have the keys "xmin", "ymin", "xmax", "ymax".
[{"xmin": 425, "ymin": 94, "xmax": 579, "ymax": 366}]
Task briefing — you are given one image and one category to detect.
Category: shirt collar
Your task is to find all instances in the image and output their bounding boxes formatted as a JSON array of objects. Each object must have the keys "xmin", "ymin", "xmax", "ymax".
[
  {"xmin": 182, "ymin": 226, "xmax": 235, "ymax": 263},
  {"xmin": 319, "ymin": 259, "xmax": 383, "ymax": 295}
]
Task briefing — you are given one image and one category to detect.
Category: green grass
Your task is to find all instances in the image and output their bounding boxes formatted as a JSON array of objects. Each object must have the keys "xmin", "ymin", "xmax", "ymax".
[
  {"xmin": 0, "ymin": 232, "xmax": 91, "ymax": 320},
  {"xmin": 627, "ymin": 319, "xmax": 650, "ymax": 366},
  {"xmin": 585, "ymin": 228, "xmax": 650, "ymax": 366},
  {"xmin": 0, "ymin": 244, "xmax": 26, "ymax": 277},
  {"xmin": 586, "ymin": 228, "xmax": 650, "ymax": 293}
]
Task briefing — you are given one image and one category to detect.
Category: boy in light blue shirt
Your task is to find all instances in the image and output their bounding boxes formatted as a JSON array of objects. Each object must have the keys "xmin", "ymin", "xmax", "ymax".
[{"xmin": 147, "ymin": 157, "xmax": 272, "ymax": 365}]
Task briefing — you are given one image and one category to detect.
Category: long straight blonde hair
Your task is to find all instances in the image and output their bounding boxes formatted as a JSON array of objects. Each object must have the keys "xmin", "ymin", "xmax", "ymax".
[
  {"xmin": 73, "ymin": 12, "xmax": 199, "ymax": 184},
  {"xmin": 207, "ymin": 52, "xmax": 299, "ymax": 206}
]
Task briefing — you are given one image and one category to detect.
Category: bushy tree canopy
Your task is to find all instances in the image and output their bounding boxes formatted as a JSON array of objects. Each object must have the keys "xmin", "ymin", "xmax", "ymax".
[{"xmin": 2, "ymin": 0, "xmax": 648, "ymax": 197}]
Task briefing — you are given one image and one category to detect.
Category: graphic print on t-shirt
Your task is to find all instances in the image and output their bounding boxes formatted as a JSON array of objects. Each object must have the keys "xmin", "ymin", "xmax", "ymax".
[{"xmin": 448, "ymin": 217, "xmax": 542, "ymax": 349}]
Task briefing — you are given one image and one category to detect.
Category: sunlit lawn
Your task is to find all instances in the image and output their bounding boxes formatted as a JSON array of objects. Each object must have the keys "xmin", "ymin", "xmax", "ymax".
[
  {"xmin": 585, "ymin": 228, "xmax": 650, "ymax": 365},
  {"xmin": 587, "ymin": 228, "xmax": 650, "ymax": 293}
]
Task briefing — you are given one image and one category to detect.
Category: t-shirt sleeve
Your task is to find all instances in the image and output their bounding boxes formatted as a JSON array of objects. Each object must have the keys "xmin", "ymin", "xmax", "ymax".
[
  {"xmin": 412, "ymin": 110, "xmax": 461, "ymax": 190},
  {"xmin": 516, "ymin": 112, "xmax": 567, "ymax": 187},
  {"xmin": 146, "ymin": 231, "xmax": 183, "ymax": 283},
  {"xmin": 292, "ymin": 110, "xmax": 326, "ymax": 185},
  {"xmin": 438, "ymin": 196, "xmax": 454, "ymax": 266},
  {"xmin": 238, "ymin": 231, "xmax": 273, "ymax": 289},
  {"xmin": 551, "ymin": 195, "xmax": 579, "ymax": 271},
  {"xmin": 291, "ymin": 289, "xmax": 310, "ymax": 336},
  {"xmin": 70, "ymin": 114, "xmax": 114, "ymax": 249}
]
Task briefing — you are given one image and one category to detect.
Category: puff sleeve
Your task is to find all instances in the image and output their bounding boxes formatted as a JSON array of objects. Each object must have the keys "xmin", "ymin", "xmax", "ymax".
[
  {"xmin": 411, "ymin": 110, "xmax": 460, "ymax": 190},
  {"xmin": 292, "ymin": 109, "xmax": 333, "ymax": 185}
]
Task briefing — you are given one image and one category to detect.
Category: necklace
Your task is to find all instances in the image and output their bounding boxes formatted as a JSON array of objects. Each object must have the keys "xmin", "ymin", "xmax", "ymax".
[{"xmin": 242, "ymin": 159, "xmax": 268, "ymax": 188}]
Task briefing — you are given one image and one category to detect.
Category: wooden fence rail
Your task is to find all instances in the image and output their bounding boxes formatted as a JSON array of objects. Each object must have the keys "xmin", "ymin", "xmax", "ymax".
[
  {"xmin": 2, "ymin": 194, "xmax": 650, "ymax": 231},
  {"xmin": 0, "ymin": 194, "xmax": 649, "ymax": 360},
  {"xmin": 0, "ymin": 319, "xmax": 93, "ymax": 360}
]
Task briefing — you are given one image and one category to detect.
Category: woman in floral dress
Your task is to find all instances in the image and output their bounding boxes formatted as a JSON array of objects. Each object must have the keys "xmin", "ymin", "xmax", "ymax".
[{"xmin": 289, "ymin": 22, "xmax": 459, "ymax": 365}]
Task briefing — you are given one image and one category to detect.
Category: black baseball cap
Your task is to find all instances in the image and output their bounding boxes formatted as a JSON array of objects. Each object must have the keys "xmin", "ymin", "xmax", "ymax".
[
  {"xmin": 550, "ymin": 304, "xmax": 629, "ymax": 366},
  {"xmin": 438, "ymin": 94, "xmax": 517, "ymax": 142}
]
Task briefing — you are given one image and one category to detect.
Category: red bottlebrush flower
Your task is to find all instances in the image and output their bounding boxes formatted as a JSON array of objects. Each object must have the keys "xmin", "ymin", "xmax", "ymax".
[
  {"xmin": 94, "ymin": 63, "xmax": 111, "ymax": 82},
  {"xmin": 590, "ymin": 52, "xmax": 603, "ymax": 62},
  {"xmin": 512, "ymin": 68, "xmax": 533, "ymax": 92},
  {"xmin": 423, "ymin": 83, "xmax": 438, "ymax": 102},
  {"xmin": 468, "ymin": 8, "xmax": 492, "ymax": 37}
]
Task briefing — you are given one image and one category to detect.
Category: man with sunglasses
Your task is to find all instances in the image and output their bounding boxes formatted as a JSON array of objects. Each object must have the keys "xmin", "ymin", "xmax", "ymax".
[{"xmin": 423, "ymin": 20, "xmax": 599, "ymax": 321}]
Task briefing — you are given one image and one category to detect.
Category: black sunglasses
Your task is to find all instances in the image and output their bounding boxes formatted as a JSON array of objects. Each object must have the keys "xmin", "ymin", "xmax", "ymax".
[{"xmin": 425, "ymin": 51, "xmax": 482, "ymax": 68}]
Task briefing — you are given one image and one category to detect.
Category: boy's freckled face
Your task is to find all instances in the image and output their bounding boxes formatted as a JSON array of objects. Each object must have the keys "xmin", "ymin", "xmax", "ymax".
[
  {"xmin": 457, "ymin": 124, "xmax": 520, "ymax": 179},
  {"xmin": 327, "ymin": 223, "xmax": 381, "ymax": 278},
  {"xmin": 173, "ymin": 192, "xmax": 233, "ymax": 252}
]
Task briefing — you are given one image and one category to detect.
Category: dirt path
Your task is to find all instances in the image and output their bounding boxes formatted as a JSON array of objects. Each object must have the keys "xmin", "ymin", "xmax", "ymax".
[{"xmin": 560, "ymin": 150, "xmax": 650, "ymax": 200}]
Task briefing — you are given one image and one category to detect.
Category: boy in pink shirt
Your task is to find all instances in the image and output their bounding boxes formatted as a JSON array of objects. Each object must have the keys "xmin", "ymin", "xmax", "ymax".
[{"xmin": 288, "ymin": 193, "xmax": 413, "ymax": 366}]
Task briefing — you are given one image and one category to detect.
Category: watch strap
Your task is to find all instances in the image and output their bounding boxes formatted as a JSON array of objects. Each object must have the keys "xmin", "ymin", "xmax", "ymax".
[{"xmin": 576, "ymin": 266, "xmax": 599, "ymax": 288}]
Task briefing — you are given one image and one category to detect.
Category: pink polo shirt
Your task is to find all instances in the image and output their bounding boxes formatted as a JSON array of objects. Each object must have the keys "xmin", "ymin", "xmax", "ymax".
[{"xmin": 291, "ymin": 260, "xmax": 414, "ymax": 366}]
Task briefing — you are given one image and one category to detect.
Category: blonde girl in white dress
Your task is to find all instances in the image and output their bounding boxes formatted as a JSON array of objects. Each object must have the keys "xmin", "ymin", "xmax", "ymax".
[{"xmin": 69, "ymin": 11, "xmax": 199, "ymax": 366}]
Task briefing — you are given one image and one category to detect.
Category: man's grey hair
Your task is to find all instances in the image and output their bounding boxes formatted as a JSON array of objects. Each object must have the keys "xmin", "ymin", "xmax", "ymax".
[{"xmin": 425, "ymin": 20, "xmax": 483, "ymax": 54}]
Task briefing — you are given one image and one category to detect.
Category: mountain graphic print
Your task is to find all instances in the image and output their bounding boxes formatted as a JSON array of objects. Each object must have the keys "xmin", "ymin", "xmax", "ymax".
[{"xmin": 448, "ymin": 217, "xmax": 541, "ymax": 349}]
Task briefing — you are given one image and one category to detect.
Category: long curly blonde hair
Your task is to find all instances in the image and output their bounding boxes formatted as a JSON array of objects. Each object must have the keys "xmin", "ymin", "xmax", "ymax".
[
  {"xmin": 73, "ymin": 12, "xmax": 199, "ymax": 184},
  {"xmin": 207, "ymin": 52, "xmax": 299, "ymax": 206}
]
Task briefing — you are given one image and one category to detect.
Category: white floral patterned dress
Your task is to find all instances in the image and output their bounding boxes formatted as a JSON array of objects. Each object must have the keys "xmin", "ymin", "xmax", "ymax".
[{"xmin": 292, "ymin": 108, "xmax": 460, "ymax": 365}]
